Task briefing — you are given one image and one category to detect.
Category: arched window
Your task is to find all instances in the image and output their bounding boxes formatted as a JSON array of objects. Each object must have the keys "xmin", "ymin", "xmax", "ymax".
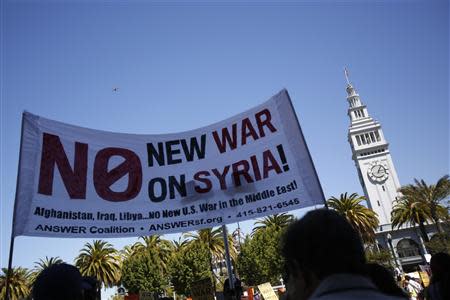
[{"xmin": 396, "ymin": 239, "xmax": 420, "ymax": 258}]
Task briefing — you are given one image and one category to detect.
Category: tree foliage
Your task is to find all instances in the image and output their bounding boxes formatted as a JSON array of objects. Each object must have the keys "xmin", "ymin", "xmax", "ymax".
[
  {"xmin": 391, "ymin": 195, "xmax": 431, "ymax": 242},
  {"xmin": 34, "ymin": 256, "xmax": 64, "ymax": 272},
  {"xmin": 184, "ymin": 227, "xmax": 232, "ymax": 261},
  {"xmin": 237, "ymin": 227, "xmax": 284, "ymax": 286},
  {"xmin": 365, "ymin": 248, "xmax": 393, "ymax": 268},
  {"xmin": 132, "ymin": 235, "xmax": 173, "ymax": 272},
  {"xmin": 121, "ymin": 250, "xmax": 168, "ymax": 294},
  {"xmin": 169, "ymin": 241, "xmax": 212, "ymax": 296},
  {"xmin": 327, "ymin": 193, "xmax": 379, "ymax": 243},
  {"xmin": 184, "ymin": 227, "xmax": 236, "ymax": 291},
  {"xmin": 0, "ymin": 267, "xmax": 31, "ymax": 300},
  {"xmin": 75, "ymin": 240, "xmax": 121, "ymax": 288},
  {"xmin": 425, "ymin": 232, "xmax": 450, "ymax": 255},
  {"xmin": 252, "ymin": 213, "xmax": 294, "ymax": 235},
  {"xmin": 29, "ymin": 256, "xmax": 65, "ymax": 285},
  {"xmin": 395, "ymin": 175, "xmax": 450, "ymax": 236}
]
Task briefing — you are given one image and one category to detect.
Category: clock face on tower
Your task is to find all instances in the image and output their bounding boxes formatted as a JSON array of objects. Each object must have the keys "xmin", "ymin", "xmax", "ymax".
[{"xmin": 367, "ymin": 162, "xmax": 389, "ymax": 182}]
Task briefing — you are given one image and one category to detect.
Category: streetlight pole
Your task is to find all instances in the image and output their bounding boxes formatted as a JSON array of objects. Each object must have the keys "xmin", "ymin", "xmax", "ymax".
[{"xmin": 386, "ymin": 233, "xmax": 402, "ymax": 272}]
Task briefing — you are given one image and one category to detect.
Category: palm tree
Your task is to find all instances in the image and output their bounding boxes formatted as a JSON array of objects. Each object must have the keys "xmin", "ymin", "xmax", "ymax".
[
  {"xmin": 184, "ymin": 228, "xmax": 231, "ymax": 261},
  {"xmin": 327, "ymin": 193, "xmax": 379, "ymax": 243},
  {"xmin": 184, "ymin": 227, "xmax": 236, "ymax": 291},
  {"xmin": 75, "ymin": 240, "xmax": 121, "ymax": 288},
  {"xmin": 391, "ymin": 194, "xmax": 431, "ymax": 242},
  {"xmin": 132, "ymin": 235, "xmax": 173, "ymax": 272},
  {"xmin": 409, "ymin": 175, "xmax": 450, "ymax": 233},
  {"xmin": 119, "ymin": 244, "xmax": 136, "ymax": 261},
  {"xmin": 0, "ymin": 267, "xmax": 31, "ymax": 300},
  {"xmin": 252, "ymin": 213, "xmax": 294, "ymax": 235},
  {"xmin": 172, "ymin": 236, "xmax": 188, "ymax": 252},
  {"xmin": 29, "ymin": 256, "xmax": 65, "ymax": 285},
  {"xmin": 34, "ymin": 256, "xmax": 64, "ymax": 272}
]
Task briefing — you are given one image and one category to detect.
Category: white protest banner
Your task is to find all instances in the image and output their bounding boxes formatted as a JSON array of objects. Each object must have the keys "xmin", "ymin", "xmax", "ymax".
[{"xmin": 12, "ymin": 89, "xmax": 325, "ymax": 238}]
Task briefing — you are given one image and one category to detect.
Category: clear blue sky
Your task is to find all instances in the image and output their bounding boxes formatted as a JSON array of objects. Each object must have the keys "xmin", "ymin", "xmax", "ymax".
[{"xmin": 1, "ymin": 0, "xmax": 448, "ymax": 296}]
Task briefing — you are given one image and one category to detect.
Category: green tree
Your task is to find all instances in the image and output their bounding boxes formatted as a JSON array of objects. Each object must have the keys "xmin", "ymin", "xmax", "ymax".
[
  {"xmin": 29, "ymin": 256, "xmax": 65, "ymax": 285},
  {"xmin": 34, "ymin": 256, "xmax": 64, "ymax": 272},
  {"xmin": 327, "ymin": 193, "xmax": 379, "ymax": 243},
  {"xmin": 172, "ymin": 237, "xmax": 188, "ymax": 252},
  {"xmin": 184, "ymin": 228, "xmax": 227, "ymax": 260},
  {"xmin": 121, "ymin": 251, "xmax": 168, "ymax": 294},
  {"xmin": 75, "ymin": 240, "xmax": 121, "ymax": 288},
  {"xmin": 119, "ymin": 245, "xmax": 136, "ymax": 261},
  {"xmin": 425, "ymin": 232, "xmax": 450, "ymax": 255},
  {"xmin": 252, "ymin": 213, "xmax": 294, "ymax": 235},
  {"xmin": 404, "ymin": 175, "xmax": 450, "ymax": 234},
  {"xmin": 365, "ymin": 248, "xmax": 393, "ymax": 268},
  {"xmin": 132, "ymin": 235, "xmax": 173, "ymax": 272},
  {"xmin": 237, "ymin": 227, "xmax": 284, "ymax": 286},
  {"xmin": 392, "ymin": 192, "xmax": 431, "ymax": 242},
  {"xmin": 0, "ymin": 267, "xmax": 31, "ymax": 300},
  {"xmin": 169, "ymin": 241, "xmax": 212, "ymax": 296},
  {"xmin": 184, "ymin": 227, "xmax": 235, "ymax": 291}
]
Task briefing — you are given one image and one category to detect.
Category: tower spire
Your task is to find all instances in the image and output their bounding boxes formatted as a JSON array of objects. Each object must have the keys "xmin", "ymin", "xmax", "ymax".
[{"xmin": 344, "ymin": 67, "xmax": 351, "ymax": 85}]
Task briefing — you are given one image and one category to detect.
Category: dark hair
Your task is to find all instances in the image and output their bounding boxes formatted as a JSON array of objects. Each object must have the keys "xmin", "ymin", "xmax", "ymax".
[
  {"xmin": 32, "ymin": 263, "xmax": 83, "ymax": 300},
  {"xmin": 430, "ymin": 252, "xmax": 450, "ymax": 300},
  {"xmin": 365, "ymin": 263, "xmax": 408, "ymax": 298},
  {"xmin": 282, "ymin": 209, "xmax": 366, "ymax": 280},
  {"xmin": 81, "ymin": 276, "xmax": 100, "ymax": 300},
  {"xmin": 430, "ymin": 252, "xmax": 450, "ymax": 282}
]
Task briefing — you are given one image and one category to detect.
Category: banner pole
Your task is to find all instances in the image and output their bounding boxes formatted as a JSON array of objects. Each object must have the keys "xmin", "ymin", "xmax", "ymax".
[
  {"xmin": 284, "ymin": 90, "xmax": 328, "ymax": 209},
  {"xmin": 222, "ymin": 225, "xmax": 235, "ymax": 296},
  {"xmin": 4, "ymin": 237, "xmax": 16, "ymax": 300},
  {"xmin": 5, "ymin": 113, "xmax": 26, "ymax": 300}
]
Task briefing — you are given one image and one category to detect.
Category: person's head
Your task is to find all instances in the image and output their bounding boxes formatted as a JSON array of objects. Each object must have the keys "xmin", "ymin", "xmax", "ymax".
[
  {"xmin": 430, "ymin": 252, "xmax": 450, "ymax": 282},
  {"xmin": 32, "ymin": 263, "xmax": 83, "ymax": 300},
  {"xmin": 365, "ymin": 263, "xmax": 408, "ymax": 298},
  {"xmin": 281, "ymin": 209, "xmax": 366, "ymax": 300}
]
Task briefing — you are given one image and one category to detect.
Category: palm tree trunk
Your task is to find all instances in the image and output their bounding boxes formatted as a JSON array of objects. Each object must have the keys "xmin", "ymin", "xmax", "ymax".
[
  {"xmin": 418, "ymin": 221, "xmax": 430, "ymax": 243},
  {"xmin": 209, "ymin": 253, "xmax": 217, "ymax": 294},
  {"xmin": 430, "ymin": 206, "xmax": 444, "ymax": 234}
]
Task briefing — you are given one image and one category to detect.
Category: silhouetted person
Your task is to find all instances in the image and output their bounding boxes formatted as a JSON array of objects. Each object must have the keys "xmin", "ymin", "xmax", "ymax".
[
  {"xmin": 81, "ymin": 276, "xmax": 101, "ymax": 300},
  {"xmin": 33, "ymin": 263, "xmax": 83, "ymax": 300},
  {"xmin": 281, "ymin": 209, "xmax": 406, "ymax": 300},
  {"xmin": 366, "ymin": 263, "xmax": 408, "ymax": 298},
  {"xmin": 427, "ymin": 252, "xmax": 450, "ymax": 300},
  {"xmin": 224, "ymin": 273, "xmax": 242, "ymax": 300}
]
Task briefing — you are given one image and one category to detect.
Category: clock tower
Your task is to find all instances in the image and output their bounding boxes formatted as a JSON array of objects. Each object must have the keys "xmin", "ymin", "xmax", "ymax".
[{"xmin": 345, "ymin": 69, "xmax": 402, "ymax": 226}]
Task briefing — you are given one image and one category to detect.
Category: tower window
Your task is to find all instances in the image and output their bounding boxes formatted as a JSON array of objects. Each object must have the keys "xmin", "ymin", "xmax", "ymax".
[
  {"xmin": 377, "ymin": 200, "xmax": 381, "ymax": 206},
  {"xmin": 370, "ymin": 132, "xmax": 376, "ymax": 143},
  {"xmin": 365, "ymin": 133, "xmax": 371, "ymax": 144},
  {"xmin": 375, "ymin": 131, "xmax": 381, "ymax": 141},
  {"xmin": 382, "ymin": 186, "xmax": 385, "ymax": 191},
  {"xmin": 360, "ymin": 134, "xmax": 366, "ymax": 144},
  {"xmin": 356, "ymin": 136, "xmax": 361, "ymax": 146},
  {"xmin": 361, "ymin": 110, "xmax": 365, "ymax": 117}
]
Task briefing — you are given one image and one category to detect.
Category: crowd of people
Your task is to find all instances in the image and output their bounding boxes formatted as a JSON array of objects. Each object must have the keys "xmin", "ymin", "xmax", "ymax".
[
  {"xmin": 281, "ymin": 209, "xmax": 450, "ymax": 300},
  {"xmin": 29, "ymin": 209, "xmax": 449, "ymax": 300}
]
